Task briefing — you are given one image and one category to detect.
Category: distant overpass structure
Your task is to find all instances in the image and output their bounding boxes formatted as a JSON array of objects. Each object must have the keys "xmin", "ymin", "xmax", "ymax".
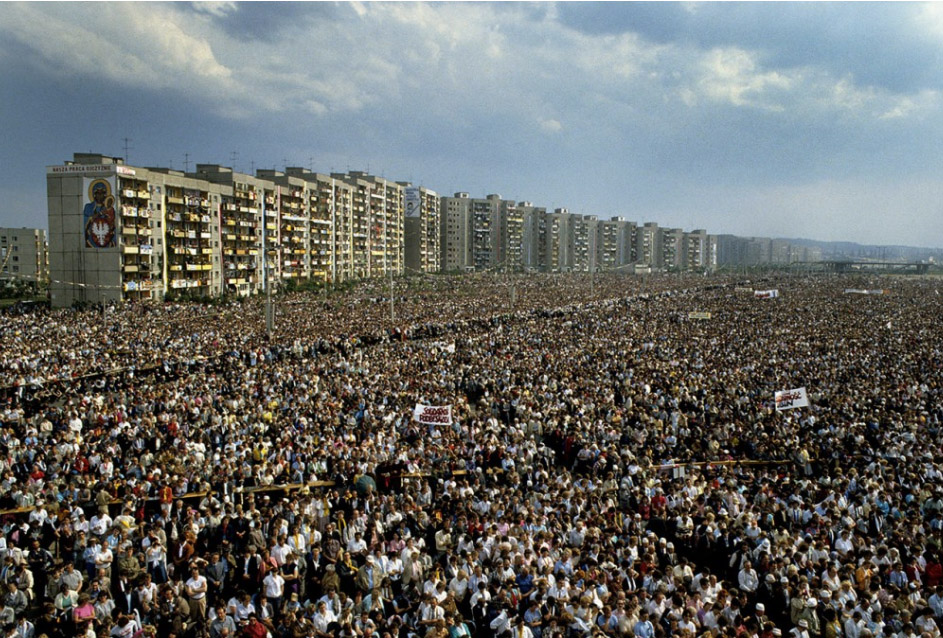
[{"xmin": 792, "ymin": 260, "xmax": 932, "ymax": 275}]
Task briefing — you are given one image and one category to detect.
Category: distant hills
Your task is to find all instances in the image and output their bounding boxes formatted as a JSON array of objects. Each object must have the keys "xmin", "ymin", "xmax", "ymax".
[{"xmin": 780, "ymin": 238, "xmax": 943, "ymax": 262}]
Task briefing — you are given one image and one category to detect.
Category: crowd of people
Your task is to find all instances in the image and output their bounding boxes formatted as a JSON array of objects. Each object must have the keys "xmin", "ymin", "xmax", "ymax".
[{"xmin": 0, "ymin": 271, "xmax": 941, "ymax": 638}]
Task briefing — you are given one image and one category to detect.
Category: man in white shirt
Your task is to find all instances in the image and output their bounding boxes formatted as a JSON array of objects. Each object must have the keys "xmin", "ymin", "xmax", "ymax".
[
  {"xmin": 347, "ymin": 532, "xmax": 367, "ymax": 558},
  {"xmin": 738, "ymin": 561, "xmax": 759, "ymax": 594},
  {"xmin": 185, "ymin": 564, "xmax": 208, "ymax": 626},
  {"xmin": 89, "ymin": 510, "xmax": 112, "ymax": 537},
  {"xmin": 418, "ymin": 594, "xmax": 444, "ymax": 635},
  {"xmin": 311, "ymin": 601, "xmax": 337, "ymax": 637},
  {"xmin": 262, "ymin": 570, "xmax": 285, "ymax": 617}
]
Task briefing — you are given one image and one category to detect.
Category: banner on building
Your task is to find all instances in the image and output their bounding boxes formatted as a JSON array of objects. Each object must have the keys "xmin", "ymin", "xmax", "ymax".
[
  {"xmin": 185, "ymin": 189, "xmax": 203, "ymax": 209},
  {"xmin": 775, "ymin": 387, "xmax": 809, "ymax": 411},
  {"xmin": 754, "ymin": 289, "xmax": 779, "ymax": 299},
  {"xmin": 405, "ymin": 187, "xmax": 421, "ymax": 218},
  {"xmin": 83, "ymin": 176, "xmax": 118, "ymax": 249},
  {"xmin": 688, "ymin": 311, "xmax": 712, "ymax": 320},
  {"xmin": 413, "ymin": 403, "xmax": 452, "ymax": 425}
]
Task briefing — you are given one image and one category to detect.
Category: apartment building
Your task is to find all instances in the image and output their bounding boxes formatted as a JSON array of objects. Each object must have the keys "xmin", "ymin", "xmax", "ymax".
[
  {"xmin": 195, "ymin": 164, "xmax": 269, "ymax": 297},
  {"xmin": 662, "ymin": 227, "xmax": 685, "ymax": 270},
  {"xmin": 332, "ymin": 172, "xmax": 404, "ymax": 279},
  {"xmin": 543, "ymin": 208, "xmax": 578, "ymax": 272},
  {"xmin": 517, "ymin": 202, "xmax": 546, "ymax": 272},
  {"xmin": 596, "ymin": 217, "xmax": 636, "ymax": 271},
  {"xmin": 0, "ymin": 227, "xmax": 48, "ymax": 286},
  {"xmin": 47, "ymin": 152, "xmax": 435, "ymax": 306},
  {"xmin": 400, "ymin": 183, "xmax": 440, "ymax": 274},
  {"xmin": 440, "ymin": 193, "xmax": 473, "ymax": 272},
  {"xmin": 285, "ymin": 168, "xmax": 354, "ymax": 284},
  {"xmin": 682, "ymin": 229, "xmax": 717, "ymax": 270},
  {"xmin": 48, "ymin": 153, "xmax": 230, "ymax": 305},
  {"xmin": 635, "ymin": 222, "xmax": 662, "ymax": 268},
  {"xmin": 572, "ymin": 215, "xmax": 598, "ymax": 272}
]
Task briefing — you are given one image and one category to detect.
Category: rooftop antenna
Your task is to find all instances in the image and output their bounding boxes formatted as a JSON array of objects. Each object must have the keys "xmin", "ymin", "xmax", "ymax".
[
  {"xmin": 122, "ymin": 137, "xmax": 133, "ymax": 164},
  {"xmin": 308, "ymin": 157, "xmax": 314, "ymax": 172},
  {"xmin": 250, "ymin": 160, "xmax": 256, "ymax": 174},
  {"xmin": 282, "ymin": 158, "xmax": 288, "ymax": 171},
  {"xmin": 229, "ymin": 150, "xmax": 239, "ymax": 172},
  {"xmin": 183, "ymin": 152, "xmax": 191, "ymax": 173}
]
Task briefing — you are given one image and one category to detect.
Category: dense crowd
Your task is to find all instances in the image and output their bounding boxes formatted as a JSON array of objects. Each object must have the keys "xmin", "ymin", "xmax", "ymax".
[{"xmin": 0, "ymin": 272, "xmax": 941, "ymax": 638}]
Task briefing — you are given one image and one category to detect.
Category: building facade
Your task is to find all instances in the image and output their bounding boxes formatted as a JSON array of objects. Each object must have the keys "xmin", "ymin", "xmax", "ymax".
[
  {"xmin": 47, "ymin": 153, "xmax": 424, "ymax": 307},
  {"xmin": 0, "ymin": 228, "xmax": 48, "ymax": 286},
  {"xmin": 401, "ymin": 183, "xmax": 440, "ymax": 274}
]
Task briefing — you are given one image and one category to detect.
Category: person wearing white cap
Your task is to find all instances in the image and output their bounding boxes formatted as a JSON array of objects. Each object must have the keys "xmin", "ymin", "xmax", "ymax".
[
  {"xmin": 755, "ymin": 603, "xmax": 768, "ymax": 624},
  {"xmin": 796, "ymin": 598, "xmax": 820, "ymax": 636},
  {"xmin": 355, "ymin": 554, "xmax": 384, "ymax": 594},
  {"xmin": 791, "ymin": 621, "xmax": 810, "ymax": 638}
]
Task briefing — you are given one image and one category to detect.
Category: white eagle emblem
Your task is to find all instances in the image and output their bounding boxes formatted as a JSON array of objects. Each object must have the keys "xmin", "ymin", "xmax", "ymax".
[{"xmin": 90, "ymin": 221, "xmax": 113, "ymax": 247}]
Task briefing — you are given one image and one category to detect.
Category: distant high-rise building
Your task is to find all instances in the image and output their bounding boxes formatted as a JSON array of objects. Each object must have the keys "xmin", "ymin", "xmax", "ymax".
[
  {"xmin": 682, "ymin": 229, "xmax": 717, "ymax": 271},
  {"xmin": 440, "ymin": 192, "xmax": 473, "ymax": 272},
  {"xmin": 517, "ymin": 202, "xmax": 547, "ymax": 272},
  {"xmin": 596, "ymin": 217, "xmax": 636, "ymax": 271},
  {"xmin": 636, "ymin": 222, "xmax": 662, "ymax": 267},
  {"xmin": 0, "ymin": 227, "xmax": 48, "ymax": 286},
  {"xmin": 400, "ymin": 182, "xmax": 440, "ymax": 274}
]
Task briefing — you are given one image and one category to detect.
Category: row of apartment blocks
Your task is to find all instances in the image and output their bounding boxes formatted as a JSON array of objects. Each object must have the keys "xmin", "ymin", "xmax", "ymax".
[
  {"xmin": 438, "ymin": 195, "xmax": 821, "ymax": 273},
  {"xmin": 45, "ymin": 152, "xmax": 820, "ymax": 307},
  {"xmin": 441, "ymin": 192, "xmax": 719, "ymax": 274},
  {"xmin": 47, "ymin": 153, "xmax": 440, "ymax": 306}
]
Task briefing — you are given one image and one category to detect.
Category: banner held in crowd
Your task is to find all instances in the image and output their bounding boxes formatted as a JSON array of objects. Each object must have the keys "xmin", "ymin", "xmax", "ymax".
[
  {"xmin": 775, "ymin": 387, "xmax": 809, "ymax": 411},
  {"xmin": 754, "ymin": 289, "xmax": 779, "ymax": 299},
  {"xmin": 414, "ymin": 403, "xmax": 453, "ymax": 425}
]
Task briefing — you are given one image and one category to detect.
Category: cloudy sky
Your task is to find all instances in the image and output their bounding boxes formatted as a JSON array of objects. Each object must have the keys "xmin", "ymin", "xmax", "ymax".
[{"xmin": 3, "ymin": 1, "xmax": 943, "ymax": 247}]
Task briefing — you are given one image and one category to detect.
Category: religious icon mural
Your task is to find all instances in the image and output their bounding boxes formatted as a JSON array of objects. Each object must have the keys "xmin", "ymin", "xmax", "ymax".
[{"xmin": 83, "ymin": 177, "xmax": 117, "ymax": 248}]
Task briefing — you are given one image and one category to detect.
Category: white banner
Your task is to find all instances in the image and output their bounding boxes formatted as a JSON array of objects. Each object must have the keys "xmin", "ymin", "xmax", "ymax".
[
  {"xmin": 775, "ymin": 387, "xmax": 809, "ymax": 411},
  {"xmin": 688, "ymin": 311, "xmax": 712, "ymax": 320},
  {"xmin": 844, "ymin": 289, "xmax": 886, "ymax": 295},
  {"xmin": 754, "ymin": 289, "xmax": 779, "ymax": 298},
  {"xmin": 414, "ymin": 403, "xmax": 452, "ymax": 425},
  {"xmin": 405, "ymin": 187, "xmax": 421, "ymax": 218}
]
